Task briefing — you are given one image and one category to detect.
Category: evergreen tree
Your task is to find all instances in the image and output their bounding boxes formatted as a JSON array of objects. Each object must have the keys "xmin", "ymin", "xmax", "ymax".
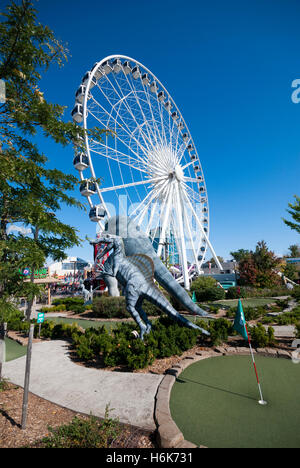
[
  {"xmin": 287, "ymin": 244, "xmax": 300, "ymax": 258},
  {"xmin": 283, "ymin": 195, "xmax": 300, "ymax": 235},
  {"xmin": 0, "ymin": 1, "xmax": 104, "ymax": 319}
]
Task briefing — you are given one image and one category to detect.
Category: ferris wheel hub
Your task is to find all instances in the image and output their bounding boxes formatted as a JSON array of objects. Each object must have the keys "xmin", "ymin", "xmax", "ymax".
[{"xmin": 174, "ymin": 164, "xmax": 184, "ymax": 182}]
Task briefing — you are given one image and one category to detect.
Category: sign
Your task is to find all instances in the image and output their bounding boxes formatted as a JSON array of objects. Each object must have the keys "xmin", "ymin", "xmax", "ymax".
[
  {"xmin": 37, "ymin": 312, "xmax": 45, "ymax": 324},
  {"xmin": 20, "ymin": 267, "xmax": 48, "ymax": 279}
]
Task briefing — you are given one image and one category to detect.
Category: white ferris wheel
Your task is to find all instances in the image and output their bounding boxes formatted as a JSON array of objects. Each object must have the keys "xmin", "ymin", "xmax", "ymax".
[{"xmin": 71, "ymin": 55, "xmax": 222, "ymax": 290}]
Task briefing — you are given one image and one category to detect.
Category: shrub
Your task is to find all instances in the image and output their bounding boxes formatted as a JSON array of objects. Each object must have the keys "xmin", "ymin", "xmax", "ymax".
[
  {"xmin": 208, "ymin": 318, "xmax": 233, "ymax": 346},
  {"xmin": 292, "ymin": 287, "xmax": 300, "ymax": 302},
  {"xmin": 92, "ymin": 296, "xmax": 129, "ymax": 319},
  {"xmin": 71, "ymin": 317, "xmax": 200, "ymax": 370},
  {"xmin": 193, "ymin": 286, "xmax": 226, "ymax": 302},
  {"xmin": 191, "ymin": 276, "xmax": 218, "ymax": 290},
  {"xmin": 296, "ymin": 322, "xmax": 300, "ymax": 339},
  {"xmin": 249, "ymin": 323, "xmax": 275, "ymax": 348},
  {"xmin": 35, "ymin": 321, "xmax": 82, "ymax": 340},
  {"xmin": 37, "ymin": 409, "xmax": 120, "ymax": 448},
  {"xmin": 92, "ymin": 296, "xmax": 161, "ymax": 319},
  {"xmin": 191, "ymin": 276, "xmax": 226, "ymax": 302},
  {"xmin": 40, "ymin": 305, "xmax": 66, "ymax": 313},
  {"xmin": 226, "ymin": 286, "xmax": 247, "ymax": 299},
  {"xmin": 226, "ymin": 306, "xmax": 266, "ymax": 321}
]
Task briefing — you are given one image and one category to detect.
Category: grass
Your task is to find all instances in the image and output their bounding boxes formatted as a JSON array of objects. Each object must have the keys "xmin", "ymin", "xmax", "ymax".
[
  {"xmin": 4, "ymin": 337, "xmax": 27, "ymax": 362},
  {"xmin": 209, "ymin": 297, "xmax": 278, "ymax": 308},
  {"xmin": 45, "ymin": 316, "xmax": 119, "ymax": 332},
  {"xmin": 170, "ymin": 355, "xmax": 300, "ymax": 448}
]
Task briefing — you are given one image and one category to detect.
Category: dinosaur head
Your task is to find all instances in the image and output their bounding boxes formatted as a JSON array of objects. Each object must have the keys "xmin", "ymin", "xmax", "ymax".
[{"xmin": 91, "ymin": 233, "xmax": 125, "ymax": 260}]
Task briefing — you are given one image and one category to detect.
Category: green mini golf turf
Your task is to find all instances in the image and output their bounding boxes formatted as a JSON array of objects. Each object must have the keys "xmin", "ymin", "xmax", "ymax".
[
  {"xmin": 4, "ymin": 337, "xmax": 27, "ymax": 362},
  {"xmin": 170, "ymin": 355, "xmax": 300, "ymax": 448},
  {"xmin": 45, "ymin": 316, "xmax": 118, "ymax": 331}
]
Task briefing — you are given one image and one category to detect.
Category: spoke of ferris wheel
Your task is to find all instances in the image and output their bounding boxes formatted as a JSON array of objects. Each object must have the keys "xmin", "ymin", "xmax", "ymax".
[
  {"xmin": 98, "ymin": 177, "xmax": 164, "ymax": 194},
  {"xmin": 179, "ymin": 185, "xmax": 201, "ymax": 275},
  {"xmin": 156, "ymin": 183, "xmax": 174, "ymax": 258},
  {"xmin": 184, "ymin": 176, "xmax": 204, "ymax": 184},
  {"xmin": 174, "ymin": 183, "xmax": 190, "ymax": 290},
  {"xmin": 170, "ymin": 205, "xmax": 185, "ymax": 277},
  {"xmin": 101, "ymin": 75, "xmax": 161, "ymax": 153},
  {"xmin": 176, "ymin": 139, "xmax": 192, "ymax": 165},
  {"xmin": 121, "ymin": 71, "xmax": 165, "ymax": 149},
  {"xmin": 150, "ymin": 84, "xmax": 169, "ymax": 148},
  {"xmin": 182, "ymin": 181, "xmax": 204, "ymax": 204},
  {"xmin": 89, "ymin": 94, "xmax": 154, "ymax": 163},
  {"xmin": 90, "ymin": 144, "xmax": 148, "ymax": 176},
  {"xmin": 182, "ymin": 160, "xmax": 196, "ymax": 171},
  {"xmin": 145, "ymin": 199, "xmax": 159, "ymax": 235},
  {"xmin": 130, "ymin": 177, "xmax": 168, "ymax": 220},
  {"xmin": 108, "ymin": 72, "xmax": 161, "ymax": 148},
  {"xmin": 181, "ymin": 186, "xmax": 222, "ymax": 270},
  {"xmin": 149, "ymin": 182, "xmax": 171, "ymax": 244},
  {"xmin": 134, "ymin": 178, "xmax": 170, "ymax": 226},
  {"xmin": 140, "ymin": 79, "xmax": 167, "ymax": 149},
  {"xmin": 97, "ymin": 77, "xmax": 158, "ymax": 153},
  {"xmin": 88, "ymin": 109, "xmax": 152, "ymax": 171}
]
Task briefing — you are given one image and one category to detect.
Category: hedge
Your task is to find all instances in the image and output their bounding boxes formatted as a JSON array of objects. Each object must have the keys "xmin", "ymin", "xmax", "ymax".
[{"xmin": 91, "ymin": 296, "xmax": 161, "ymax": 319}]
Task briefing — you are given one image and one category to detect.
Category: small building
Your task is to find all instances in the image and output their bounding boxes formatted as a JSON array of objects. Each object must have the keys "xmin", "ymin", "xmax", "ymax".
[
  {"xmin": 286, "ymin": 258, "xmax": 300, "ymax": 271},
  {"xmin": 48, "ymin": 256, "xmax": 92, "ymax": 280},
  {"xmin": 201, "ymin": 261, "xmax": 239, "ymax": 289}
]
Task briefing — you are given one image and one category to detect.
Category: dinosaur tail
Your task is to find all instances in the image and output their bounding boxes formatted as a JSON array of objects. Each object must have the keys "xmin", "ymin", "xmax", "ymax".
[
  {"xmin": 152, "ymin": 257, "xmax": 208, "ymax": 317},
  {"xmin": 144, "ymin": 287, "xmax": 210, "ymax": 336}
]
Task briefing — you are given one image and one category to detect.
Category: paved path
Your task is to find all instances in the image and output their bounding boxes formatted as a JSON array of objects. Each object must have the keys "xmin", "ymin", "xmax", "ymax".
[{"xmin": 3, "ymin": 340, "xmax": 163, "ymax": 430}]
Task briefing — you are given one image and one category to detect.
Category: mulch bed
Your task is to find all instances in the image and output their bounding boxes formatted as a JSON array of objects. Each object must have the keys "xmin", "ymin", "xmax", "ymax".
[{"xmin": 0, "ymin": 382, "xmax": 155, "ymax": 448}]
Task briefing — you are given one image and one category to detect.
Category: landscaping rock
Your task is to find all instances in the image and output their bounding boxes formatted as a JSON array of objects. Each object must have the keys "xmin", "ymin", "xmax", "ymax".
[{"xmin": 157, "ymin": 421, "xmax": 184, "ymax": 448}]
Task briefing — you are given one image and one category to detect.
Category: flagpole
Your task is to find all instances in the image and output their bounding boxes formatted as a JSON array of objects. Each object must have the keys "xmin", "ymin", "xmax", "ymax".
[{"xmin": 244, "ymin": 323, "xmax": 267, "ymax": 406}]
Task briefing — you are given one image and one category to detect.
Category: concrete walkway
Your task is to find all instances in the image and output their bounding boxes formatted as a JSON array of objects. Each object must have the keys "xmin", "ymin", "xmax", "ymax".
[{"xmin": 3, "ymin": 340, "xmax": 163, "ymax": 430}]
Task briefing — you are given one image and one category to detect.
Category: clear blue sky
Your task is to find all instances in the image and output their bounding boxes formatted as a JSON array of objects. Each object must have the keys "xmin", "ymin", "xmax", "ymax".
[{"xmin": 29, "ymin": 0, "xmax": 300, "ymax": 262}]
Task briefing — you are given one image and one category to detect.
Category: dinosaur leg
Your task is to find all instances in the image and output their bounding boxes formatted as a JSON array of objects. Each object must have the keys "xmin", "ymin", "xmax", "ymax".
[
  {"xmin": 125, "ymin": 286, "xmax": 147, "ymax": 340},
  {"xmin": 136, "ymin": 297, "xmax": 152, "ymax": 335}
]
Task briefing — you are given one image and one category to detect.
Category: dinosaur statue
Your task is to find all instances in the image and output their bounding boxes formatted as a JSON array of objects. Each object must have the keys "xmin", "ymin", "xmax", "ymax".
[
  {"xmin": 91, "ymin": 234, "xmax": 209, "ymax": 340},
  {"xmin": 99, "ymin": 215, "xmax": 207, "ymax": 317},
  {"xmin": 80, "ymin": 282, "xmax": 93, "ymax": 305}
]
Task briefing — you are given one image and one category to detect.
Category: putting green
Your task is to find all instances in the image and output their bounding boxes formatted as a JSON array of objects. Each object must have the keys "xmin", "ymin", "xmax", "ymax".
[{"xmin": 170, "ymin": 355, "xmax": 300, "ymax": 448}]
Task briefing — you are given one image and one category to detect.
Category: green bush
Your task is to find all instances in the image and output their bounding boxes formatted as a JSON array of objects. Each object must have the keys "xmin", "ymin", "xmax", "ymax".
[
  {"xmin": 92, "ymin": 296, "xmax": 161, "ymax": 319},
  {"xmin": 92, "ymin": 296, "xmax": 129, "ymax": 319},
  {"xmin": 292, "ymin": 287, "xmax": 300, "ymax": 302},
  {"xmin": 296, "ymin": 322, "xmax": 300, "ymax": 339},
  {"xmin": 191, "ymin": 276, "xmax": 218, "ymax": 290},
  {"xmin": 191, "ymin": 276, "xmax": 226, "ymax": 302},
  {"xmin": 71, "ymin": 317, "xmax": 200, "ymax": 370},
  {"xmin": 35, "ymin": 321, "xmax": 81, "ymax": 340},
  {"xmin": 37, "ymin": 409, "xmax": 120, "ymax": 448},
  {"xmin": 208, "ymin": 318, "xmax": 233, "ymax": 346},
  {"xmin": 52, "ymin": 297, "xmax": 84, "ymax": 310},
  {"xmin": 40, "ymin": 305, "xmax": 66, "ymax": 313},
  {"xmin": 235, "ymin": 286, "xmax": 292, "ymax": 298},
  {"xmin": 249, "ymin": 323, "xmax": 275, "ymax": 348},
  {"xmin": 226, "ymin": 286, "xmax": 247, "ymax": 299},
  {"xmin": 193, "ymin": 286, "xmax": 226, "ymax": 302}
]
